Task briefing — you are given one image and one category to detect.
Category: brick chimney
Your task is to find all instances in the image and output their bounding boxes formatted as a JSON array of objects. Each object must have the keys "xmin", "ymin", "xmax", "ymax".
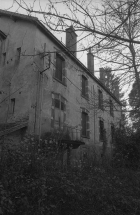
[
  {"xmin": 66, "ymin": 26, "xmax": 77, "ymax": 57},
  {"xmin": 87, "ymin": 48, "xmax": 94, "ymax": 75}
]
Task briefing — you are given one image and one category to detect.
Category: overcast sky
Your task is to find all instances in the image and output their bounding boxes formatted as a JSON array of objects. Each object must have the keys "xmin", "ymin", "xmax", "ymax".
[{"xmin": 0, "ymin": 0, "xmax": 103, "ymax": 74}]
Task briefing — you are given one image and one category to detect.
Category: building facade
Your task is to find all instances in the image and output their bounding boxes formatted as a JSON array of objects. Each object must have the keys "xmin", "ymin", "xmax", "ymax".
[{"xmin": 0, "ymin": 10, "xmax": 122, "ymax": 159}]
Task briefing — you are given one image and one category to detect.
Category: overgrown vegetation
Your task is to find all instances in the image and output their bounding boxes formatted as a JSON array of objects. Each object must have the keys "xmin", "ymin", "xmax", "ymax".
[
  {"xmin": 113, "ymin": 127, "xmax": 140, "ymax": 169},
  {"xmin": 0, "ymin": 132, "xmax": 140, "ymax": 215}
]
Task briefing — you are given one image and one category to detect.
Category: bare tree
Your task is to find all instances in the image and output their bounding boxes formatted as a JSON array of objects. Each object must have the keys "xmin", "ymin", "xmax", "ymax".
[
  {"xmin": 10, "ymin": 0, "xmax": 140, "ymax": 95},
  {"xmin": 96, "ymin": 0, "xmax": 140, "ymax": 96}
]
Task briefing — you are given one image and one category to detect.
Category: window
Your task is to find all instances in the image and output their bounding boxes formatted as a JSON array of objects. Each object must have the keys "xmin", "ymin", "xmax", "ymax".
[
  {"xmin": 99, "ymin": 119, "xmax": 104, "ymax": 141},
  {"xmin": 16, "ymin": 47, "xmax": 21, "ymax": 62},
  {"xmin": 81, "ymin": 111, "xmax": 89, "ymax": 138},
  {"xmin": 0, "ymin": 32, "xmax": 6, "ymax": 52},
  {"xmin": 51, "ymin": 93, "xmax": 66, "ymax": 128},
  {"xmin": 10, "ymin": 98, "xmax": 15, "ymax": 114},
  {"xmin": 82, "ymin": 75, "xmax": 88, "ymax": 98},
  {"xmin": 98, "ymin": 90, "xmax": 103, "ymax": 110},
  {"xmin": 111, "ymin": 124, "xmax": 115, "ymax": 143},
  {"xmin": 55, "ymin": 53, "xmax": 65, "ymax": 83},
  {"xmin": 2, "ymin": 52, "xmax": 6, "ymax": 65},
  {"xmin": 0, "ymin": 37, "xmax": 3, "ymax": 52},
  {"xmin": 110, "ymin": 99, "xmax": 113, "ymax": 116}
]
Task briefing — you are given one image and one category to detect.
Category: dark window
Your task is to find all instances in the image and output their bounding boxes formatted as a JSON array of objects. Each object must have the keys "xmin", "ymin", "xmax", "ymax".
[
  {"xmin": 99, "ymin": 119, "xmax": 104, "ymax": 141},
  {"xmin": 61, "ymin": 101, "xmax": 65, "ymax": 111},
  {"xmin": 0, "ymin": 37, "xmax": 2, "ymax": 52},
  {"xmin": 52, "ymin": 94, "xmax": 66, "ymax": 129},
  {"xmin": 82, "ymin": 75, "xmax": 88, "ymax": 98},
  {"xmin": 82, "ymin": 112, "xmax": 89, "ymax": 137},
  {"xmin": 2, "ymin": 52, "xmax": 6, "ymax": 65},
  {"xmin": 54, "ymin": 98, "xmax": 60, "ymax": 109},
  {"xmin": 16, "ymin": 47, "xmax": 21, "ymax": 62},
  {"xmin": 110, "ymin": 99, "xmax": 113, "ymax": 116},
  {"xmin": 55, "ymin": 53, "xmax": 64, "ymax": 82},
  {"xmin": 111, "ymin": 124, "xmax": 115, "ymax": 143},
  {"xmin": 11, "ymin": 98, "xmax": 15, "ymax": 114},
  {"xmin": 61, "ymin": 97, "xmax": 65, "ymax": 111},
  {"xmin": 98, "ymin": 90, "xmax": 103, "ymax": 110}
]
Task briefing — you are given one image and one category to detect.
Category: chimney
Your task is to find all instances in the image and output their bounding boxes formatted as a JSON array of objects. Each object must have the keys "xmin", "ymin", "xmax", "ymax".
[
  {"xmin": 87, "ymin": 48, "xmax": 94, "ymax": 75},
  {"xmin": 99, "ymin": 67, "xmax": 105, "ymax": 83},
  {"xmin": 66, "ymin": 26, "xmax": 77, "ymax": 57}
]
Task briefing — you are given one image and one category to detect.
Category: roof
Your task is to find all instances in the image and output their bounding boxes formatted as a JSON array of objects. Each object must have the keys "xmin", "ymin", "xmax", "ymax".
[{"xmin": 0, "ymin": 9, "xmax": 122, "ymax": 106}]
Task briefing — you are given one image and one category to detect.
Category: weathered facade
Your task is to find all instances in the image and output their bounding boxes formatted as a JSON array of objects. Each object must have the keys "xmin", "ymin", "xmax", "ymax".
[{"xmin": 0, "ymin": 10, "xmax": 122, "ymax": 160}]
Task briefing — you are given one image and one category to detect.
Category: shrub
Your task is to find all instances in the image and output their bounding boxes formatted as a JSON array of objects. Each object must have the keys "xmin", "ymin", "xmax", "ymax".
[{"xmin": 112, "ymin": 128, "xmax": 140, "ymax": 169}]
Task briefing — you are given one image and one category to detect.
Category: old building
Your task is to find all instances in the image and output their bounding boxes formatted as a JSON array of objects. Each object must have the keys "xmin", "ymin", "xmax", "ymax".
[{"xmin": 0, "ymin": 9, "xmax": 122, "ymax": 160}]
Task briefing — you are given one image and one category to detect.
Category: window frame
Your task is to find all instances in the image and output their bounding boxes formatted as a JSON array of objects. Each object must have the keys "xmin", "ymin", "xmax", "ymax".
[
  {"xmin": 99, "ymin": 119, "xmax": 104, "ymax": 141},
  {"xmin": 111, "ymin": 124, "xmax": 115, "ymax": 143},
  {"xmin": 2, "ymin": 52, "xmax": 6, "ymax": 66},
  {"xmin": 98, "ymin": 89, "xmax": 104, "ymax": 110},
  {"xmin": 82, "ymin": 75, "xmax": 88, "ymax": 99},
  {"xmin": 10, "ymin": 98, "xmax": 15, "ymax": 114},
  {"xmin": 81, "ymin": 110, "xmax": 90, "ymax": 138},
  {"xmin": 15, "ymin": 47, "xmax": 21, "ymax": 62},
  {"xmin": 51, "ymin": 93, "xmax": 66, "ymax": 129},
  {"xmin": 54, "ymin": 52, "xmax": 66, "ymax": 85}
]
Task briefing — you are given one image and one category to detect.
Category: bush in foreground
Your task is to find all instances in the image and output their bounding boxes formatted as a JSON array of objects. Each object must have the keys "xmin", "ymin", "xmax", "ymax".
[{"xmin": 0, "ymin": 135, "xmax": 140, "ymax": 215}]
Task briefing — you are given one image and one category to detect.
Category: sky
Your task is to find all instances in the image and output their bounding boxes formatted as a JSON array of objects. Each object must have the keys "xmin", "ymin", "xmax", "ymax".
[
  {"xmin": 0, "ymin": 0, "xmax": 132, "ymax": 102},
  {"xmin": 0, "ymin": 0, "xmax": 102, "ymax": 75}
]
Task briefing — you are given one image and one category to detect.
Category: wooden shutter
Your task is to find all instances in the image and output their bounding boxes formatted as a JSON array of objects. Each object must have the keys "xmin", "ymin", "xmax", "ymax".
[
  {"xmin": 53, "ymin": 52, "xmax": 56, "ymax": 77},
  {"xmin": 62, "ymin": 60, "xmax": 67, "ymax": 85},
  {"xmin": 85, "ymin": 78, "xmax": 89, "ymax": 99},
  {"xmin": 99, "ymin": 120, "xmax": 104, "ymax": 141},
  {"xmin": 82, "ymin": 112, "xmax": 86, "ymax": 136},
  {"xmin": 56, "ymin": 53, "xmax": 63, "ymax": 81},
  {"xmin": 101, "ymin": 92, "xmax": 104, "ymax": 110},
  {"xmin": 86, "ymin": 114, "xmax": 90, "ymax": 138},
  {"xmin": 98, "ymin": 90, "xmax": 103, "ymax": 110},
  {"xmin": 51, "ymin": 94, "xmax": 55, "ymax": 128},
  {"xmin": 82, "ymin": 75, "xmax": 85, "ymax": 96}
]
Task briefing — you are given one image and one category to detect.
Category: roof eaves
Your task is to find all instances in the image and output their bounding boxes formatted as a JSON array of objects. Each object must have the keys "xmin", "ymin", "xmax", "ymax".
[
  {"xmin": 0, "ymin": 9, "xmax": 122, "ymax": 106},
  {"xmin": 0, "ymin": 9, "xmax": 38, "ymax": 22}
]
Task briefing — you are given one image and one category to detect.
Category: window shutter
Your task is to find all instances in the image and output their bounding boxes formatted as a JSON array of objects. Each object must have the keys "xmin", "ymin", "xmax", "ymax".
[
  {"xmin": 51, "ymin": 96, "xmax": 55, "ymax": 128},
  {"xmin": 80, "ymin": 75, "xmax": 82, "ymax": 96},
  {"xmin": 85, "ymin": 79, "xmax": 89, "ymax": 99},
  {"xmin": 98, "ymin": 90, "xmax": 103, "ymax": 110},
  {"xmin": 101, "ymin": 92, "xmax": 104, "ymax": 110},
  {"xmin": 99, "ymin": 120, "xmax": 101, "ymax": 140},
  {"xmin": 80, "ymin": 110, "xmax": 83, "ymax": 137},
  {"xmin": 53, "ymin": 52, "xmax": 56, "ymax": 77},
  {"xmin": 86, "ymin": 114, "xmax": 90, "ymax": 138},
  {"xmin": 62, "ymin": 61, "xmax": 66, "ymax": 85},
  {"xmin": 99, "ymin": 119, "xmax": 104, "ymax": 141},
  {"xmin": 63, "ymin": 99, "xmax": 66, "ymax": 125}
]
